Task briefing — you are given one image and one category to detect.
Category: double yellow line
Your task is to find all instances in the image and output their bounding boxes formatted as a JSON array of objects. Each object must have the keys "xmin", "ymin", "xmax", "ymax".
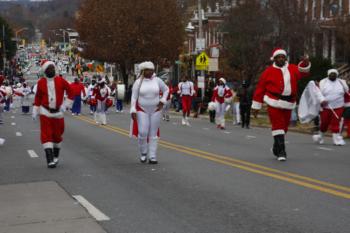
[{"xmin": 75, "ymin": 115, "xmax": 350, "ymax": 200}]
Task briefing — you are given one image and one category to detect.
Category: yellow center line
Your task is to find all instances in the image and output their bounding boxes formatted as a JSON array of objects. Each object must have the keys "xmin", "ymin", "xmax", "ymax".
[{"xmin": 75, "ymin": 115, "xmax": 350, "ymax": 199}]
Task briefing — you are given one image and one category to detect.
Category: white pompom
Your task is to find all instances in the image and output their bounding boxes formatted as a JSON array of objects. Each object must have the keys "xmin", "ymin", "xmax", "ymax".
[{"xmin": 208, "ymin": 101, "xmax": 217, "ymax": 111}]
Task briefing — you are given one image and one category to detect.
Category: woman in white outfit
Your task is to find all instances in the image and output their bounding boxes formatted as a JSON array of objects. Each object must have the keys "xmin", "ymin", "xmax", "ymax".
[
  {"xmin": 211, "ymin": 78, "xmax": 233, "ymax": 130},
  {"xmin": 93, "ymin": 79, "xmax": 109, "ymax": 125},
  {"xmin": 130, "ymin": 61, "xmax": 169, "ymax": 164}
]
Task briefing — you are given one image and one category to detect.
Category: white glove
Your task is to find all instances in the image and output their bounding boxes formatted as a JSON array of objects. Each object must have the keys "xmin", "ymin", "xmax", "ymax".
[
  {"xmin": 60, "ymin": 105, "xmax": 67, "ymax": 113},
  {"xmin": 32, "ymin": 106, "xmax": 39, "ymax": 121}
]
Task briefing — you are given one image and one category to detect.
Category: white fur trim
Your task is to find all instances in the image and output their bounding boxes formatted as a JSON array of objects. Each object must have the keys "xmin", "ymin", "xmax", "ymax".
[
  {"xmin": 139, "ymin": 61, "xmax": 155, "ymax": 71},
  {"xmin": 344, "ymin": 103, "xmax": 350, "ymax": 107},
  {"xmin": 43, "ymin": 142, "xmax": 54, "ymax": 149},
  {"xmin": 298, "ymin": 62, "xmax": 311, "ymax": 73},
  {"xmin": 272, "ymin": 130, "xmax": 285, "ymax": 136},
  {"xmin": 41, "ymin": 61, "xmax": 55, "ymax": 72},
  {"xmin": 264, "ymin": 95, "xmax": 296, "ymax": 110},
  {"xmin": 251, "ymin": 101, "xmax": 262, "ymax": 110},
  {"xmin": 271, "ymin": 49, "xmax": 287, "ymax": 60},
  {"xmin": 327, "ymin": 69, "xmax": 339, "ymax": 76}
]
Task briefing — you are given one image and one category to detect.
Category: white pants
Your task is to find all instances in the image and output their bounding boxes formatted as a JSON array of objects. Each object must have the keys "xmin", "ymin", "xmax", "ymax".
[
  {"xmin": 232, "ymin": 102, "xmax": 241, "ymax": 124},
  {"xmin": 94, "ymin": 100, "xmax": 107, "ymax": 124},
  {"xmin": 137, "ymin": 106, "xmax": 161, "ymax": 159},
  {"xmin": 215, "ymin": 102, "xmax": 226, "ymax": 127}
]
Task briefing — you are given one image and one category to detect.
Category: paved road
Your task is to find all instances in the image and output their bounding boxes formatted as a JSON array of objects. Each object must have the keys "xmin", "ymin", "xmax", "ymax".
[{"xmin": 0, "ymin": 100, "xmax": 349, "ymax": 233}]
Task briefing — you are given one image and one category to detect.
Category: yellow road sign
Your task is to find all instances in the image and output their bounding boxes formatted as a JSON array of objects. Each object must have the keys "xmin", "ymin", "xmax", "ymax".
[
  {"xmin": 196, "ymin": 52, "xmax": 209, "ymax": 66},
  {"xmin": 196, "ymin": 52, "xmax": 209, "ymax": 70}
]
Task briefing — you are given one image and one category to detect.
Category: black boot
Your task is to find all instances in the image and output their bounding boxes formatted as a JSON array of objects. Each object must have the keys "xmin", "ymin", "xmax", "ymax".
[
  {"xmin": 209, "ymin": 110, "xmax": 215, "ymax": 123},
  {"xmin": 275, "ymin": 135, "xmax": 287, "ymax": 161},
  {"xmin": 272, "ymin": 136, "xmax": 279, "ymax": 157},
  {"xmin": 53, "ymin": 148, "xmax": 60, "ymax": 165},
  {"xmin": 45, "ymin": 148, "xmax": 56, "ymax": 168}
]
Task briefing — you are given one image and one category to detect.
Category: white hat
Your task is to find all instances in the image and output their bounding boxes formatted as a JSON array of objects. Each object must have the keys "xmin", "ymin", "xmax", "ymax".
[
  {"xmin": 40, "ymin": 60, "xmax": 56, "ymax": 72},
  {"xmin": 219, "ymin": 77, "xmax": 226, "ymax": 84},
  {"xmin": 139, "ymin": 61, "xmax": 155, "ymax": 71},
  {"xmin": 270, "ymin": 48, "xmax": 287, "ymax": 61},
  {"xmin": 327, "ymin": 69, "xmax": 339, "ymax": 76},
  {"xmin": 98, "ymin": 79, "xmax": 106, "ymax": 84}
]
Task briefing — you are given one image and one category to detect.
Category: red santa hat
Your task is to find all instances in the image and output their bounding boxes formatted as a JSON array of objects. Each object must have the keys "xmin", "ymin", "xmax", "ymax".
[
  {"xmin": 270, "ymin": 48, "xmax": 287, "ymax": 61},
  {"xmin": 40, "ymin": 60, "xmax": 56, "ymax": 72}
]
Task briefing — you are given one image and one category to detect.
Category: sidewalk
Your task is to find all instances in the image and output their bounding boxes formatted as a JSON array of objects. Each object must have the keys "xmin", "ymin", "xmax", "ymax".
[{"xmin": 0, "ymin": 181, "xmax": 107, "ymax": 233}]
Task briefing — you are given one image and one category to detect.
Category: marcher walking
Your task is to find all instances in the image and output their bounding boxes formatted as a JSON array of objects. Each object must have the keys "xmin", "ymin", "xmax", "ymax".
[
  {"xmin": 252, "ymin": 48, "xmax": 311, "ymax": 161},
  {"xmin": 130, "ymin": 61, "xmax": 169, "ymax": 164},
  {"xmin": 178, "ymin": 75, "xmax": 195, "ymax": 126},
  {"xmin": 237, "ymin": 80, "xmax": 253, "ymax": 129},
  {"xmin": 212, "ymin": 78, "xmax": 233, "ymax": 130},
  {"xmin": 70, "ymin": 77, "xmax": 86, "ymax": 115},
  {"xmin": 32, "ymin": 60, "xmax": 73, "ymax": 168},
  {"xmin": 312, "ymin": 69, "xmax": 349, "ymax": 145}
]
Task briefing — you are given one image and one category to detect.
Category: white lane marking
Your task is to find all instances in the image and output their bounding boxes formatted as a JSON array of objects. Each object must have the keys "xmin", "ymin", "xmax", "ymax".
[
  {"xmin": 27, "ymin": 150, "xmax": 39, "ymax": 158},
  {"xmin": 224, "ymin": 131, "xmax": 231, "ymax": 134},
  {"xmin": 11, "ymin": 116, "xmax": 15, "ymax": 119},
  {"xmin": 73, "ymin": 195, "xmax": 110, "ymax": 221},
  {"xmin": 11, "ymin": 122, "xmax": 16, "ymax": 126},
  {"xmin": 16, "ymin": 132, "xmax": 22, "ymax": 137},
  {"xmin": 317, "ymin": 147, "xmax": 333, "ymax": 151},
  {"xmin": 246, "ymin": 135, "xmax": 256, "ymax": 139},
  {"xmin": 203, "ymin": 128, "xmax": 209, "ymax": 130}
]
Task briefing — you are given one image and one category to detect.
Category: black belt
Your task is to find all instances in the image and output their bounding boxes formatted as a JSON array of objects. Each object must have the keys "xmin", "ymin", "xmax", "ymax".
[
  {"xmin": 43, "ymin": 106, "xmax": 60, "ymax": 113},
  {"xmin": 269, "ymin": 92, "xmax": 294, "ymax": 102}
]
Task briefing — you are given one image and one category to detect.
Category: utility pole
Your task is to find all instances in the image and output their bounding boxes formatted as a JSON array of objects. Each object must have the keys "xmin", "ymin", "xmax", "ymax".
[
  {"xmin": 2, "ymin": 24, "xmax": 6, "ymax": 71},
  {"xmin": 197, "ymin": 0, "xmax": 205, "ymax": 109}
]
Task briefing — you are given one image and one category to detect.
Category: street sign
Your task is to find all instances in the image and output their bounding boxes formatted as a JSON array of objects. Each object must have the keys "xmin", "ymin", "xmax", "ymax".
[
  {"xmin": 208, "ymin": 58, "xmax": 219, "ymax": 71},
  {"xmin": 198, "ymin": 76, "xmax": 205, "ymax": 88},
  {"xmin": 196, "ymin": 52, "xmax": 209, "ymax": 70},
  {"xmin": 196, "ymin": 38, "xmax": 205, "ymax": 51}
]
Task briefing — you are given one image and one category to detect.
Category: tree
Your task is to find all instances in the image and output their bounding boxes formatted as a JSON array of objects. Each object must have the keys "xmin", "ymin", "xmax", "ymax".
[
  {"xmin": 268, "ymin": 0, "xmax": 314, "ymax": 63},
  {"xmin": 76, "ymin": 0, "xmax": 184, "ymax": 83},
  {"xmin": 0, "ymin": 16, "xmax": 16, "ymax": 70},
  {"xmin": 222, "ymin": 1, "xmax": 274, "ymax": 84}
]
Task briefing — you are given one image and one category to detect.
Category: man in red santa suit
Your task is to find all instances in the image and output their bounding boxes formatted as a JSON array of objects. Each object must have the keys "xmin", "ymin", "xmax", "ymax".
[
  {"xmin": 312, "ymin": 69, "xmax": 349, "ymax": 146},
  {"xmin": 178, "ymin": 75, "xmax": 195, "ymax": 126},
  {"xmin": 32, "ymin": 61, "xmax": 73, "ymax": 168},
  {"xmin": 252, "ymin": 48, "xmax": 311, "ymax": 161},
  {"xmin": 212, "ymin": 78, "xmax": 233, "ymax": 130}
]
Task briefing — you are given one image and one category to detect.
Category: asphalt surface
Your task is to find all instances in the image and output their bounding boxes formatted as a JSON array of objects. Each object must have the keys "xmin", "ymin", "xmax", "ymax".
[{"xmin": 0, "ymin": 100, "xmax": 349, "ymax": 233}]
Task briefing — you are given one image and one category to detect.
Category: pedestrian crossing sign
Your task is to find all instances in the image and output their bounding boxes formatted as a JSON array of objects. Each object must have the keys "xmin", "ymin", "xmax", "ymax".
[{"xmin": 196, "ymin": 52, "xmax": 209, "ymax": 70}]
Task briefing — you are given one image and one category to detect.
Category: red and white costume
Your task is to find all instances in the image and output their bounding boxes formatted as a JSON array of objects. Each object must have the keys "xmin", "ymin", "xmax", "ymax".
[
  {"xmin": 92, "ymin": 80, "xmax": 110, "ymax": 125},
  {"xmin": 33, "ymin": 62, "xmax": 73, "ymax": 150},
  {"xmin": 315, "ymin": 69, "xmax": 349, "ymax": 145},
  {"xmin": 252, "ymin": 56, "xmax": 311, "ymax": 136},
  {"xmin": 130, "ymin": 62, "xmax": 169, "ymax": 162},
  {"xmin": 178, "ymin": 80, "xmax": 195, "ymax": 125},
  {"xmin": 212, "ymin": 78, "xmax": 233, "ymax": 128}
]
